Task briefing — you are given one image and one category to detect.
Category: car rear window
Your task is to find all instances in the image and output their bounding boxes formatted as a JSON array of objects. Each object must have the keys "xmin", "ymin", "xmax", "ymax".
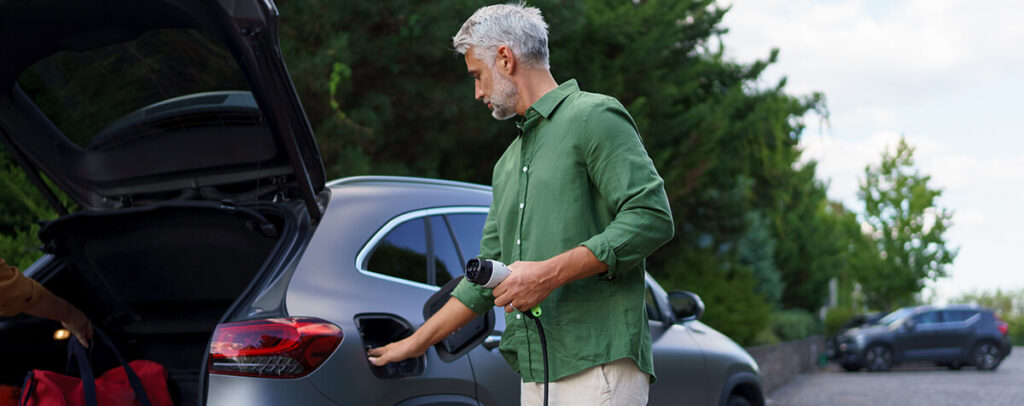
[{"xmin": 16, "ymin": 29, "xmax": 250, "ymax": 147}]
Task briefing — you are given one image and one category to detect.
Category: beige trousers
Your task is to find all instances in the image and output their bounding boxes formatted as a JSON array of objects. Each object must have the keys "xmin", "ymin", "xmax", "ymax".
[{"xmin": 520, "ymin": 358, "xmax": 650, "ymax": 406}]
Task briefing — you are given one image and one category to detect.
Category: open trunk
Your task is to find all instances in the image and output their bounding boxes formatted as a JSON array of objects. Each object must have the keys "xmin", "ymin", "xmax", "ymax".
[{"xmin": 0, "ymin": 203, "xmax": 287, "ymax": 405}]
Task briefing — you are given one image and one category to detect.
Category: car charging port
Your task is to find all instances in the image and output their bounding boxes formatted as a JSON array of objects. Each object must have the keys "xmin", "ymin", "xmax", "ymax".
[{"xmin": 354, "ymin": 314, "xmax": 425, "ymax": 379}]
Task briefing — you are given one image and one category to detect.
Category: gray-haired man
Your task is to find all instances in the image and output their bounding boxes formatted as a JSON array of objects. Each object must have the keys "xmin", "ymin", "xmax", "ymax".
[{"xmin": 368, "ymin": 4, "xmax": 673, "ymax": 405}]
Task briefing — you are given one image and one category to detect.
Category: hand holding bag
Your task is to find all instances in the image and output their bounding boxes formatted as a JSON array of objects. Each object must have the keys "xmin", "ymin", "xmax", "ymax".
[{"xmin": 19, "ymin": 327, "xmax": 173, "ymax": 406}]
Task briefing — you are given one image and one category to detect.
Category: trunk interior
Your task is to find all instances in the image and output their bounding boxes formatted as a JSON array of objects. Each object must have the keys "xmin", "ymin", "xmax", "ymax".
[{"xmin": 0, "ymin": 203, "xmax": 285, "ymax": 406}]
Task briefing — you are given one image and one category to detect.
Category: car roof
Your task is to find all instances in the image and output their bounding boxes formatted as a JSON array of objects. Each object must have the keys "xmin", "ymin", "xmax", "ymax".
[
  {"xmin": 325, "ymin": 176, "xmax": 493, "ymax": 218},
  {"xmin": 911, "ymin": 304, "xmax": 989, "ymax": 313},
  {"xmin": 328, "ymin": 176, "xmax": 492, "ymax": 194}
]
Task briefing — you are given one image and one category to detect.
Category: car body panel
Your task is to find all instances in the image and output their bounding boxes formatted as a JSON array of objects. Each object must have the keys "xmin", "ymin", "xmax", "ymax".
[{"xmin": 279, "ymin": 178, "xmax": 492, "ymax": 405}]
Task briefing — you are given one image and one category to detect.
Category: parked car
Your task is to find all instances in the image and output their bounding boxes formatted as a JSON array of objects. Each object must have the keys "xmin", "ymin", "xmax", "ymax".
[
  {"xmin": 826, "ymin": 312, "xmax": 885, "ymax": 359},
  {"xmin": 0, "ymin": 0, "xmax": 764, "ymax": 405},
  {"xmin": 836, "ymin": 305, "xmax": 1012, "ymax": 372}
]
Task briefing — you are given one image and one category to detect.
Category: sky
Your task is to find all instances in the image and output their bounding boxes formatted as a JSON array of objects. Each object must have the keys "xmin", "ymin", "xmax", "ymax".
[{"xmin": 719, "ymin": 0, "xmax": 1024, "ymax": 302}]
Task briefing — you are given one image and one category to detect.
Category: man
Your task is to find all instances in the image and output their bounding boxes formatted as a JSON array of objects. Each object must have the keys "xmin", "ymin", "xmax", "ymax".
[
  {"xmin": 1, "ymin": 258, "xmax": 92, "ymax": 347},
  {"xmin": 368, "ymin": 4, "xmax": 673, "ymax": 405}
]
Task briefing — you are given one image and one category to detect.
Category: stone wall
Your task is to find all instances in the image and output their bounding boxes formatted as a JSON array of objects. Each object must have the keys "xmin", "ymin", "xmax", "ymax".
[{"xmin": 745, "ymin": 335, "xmax": 825, "ymax": 393}]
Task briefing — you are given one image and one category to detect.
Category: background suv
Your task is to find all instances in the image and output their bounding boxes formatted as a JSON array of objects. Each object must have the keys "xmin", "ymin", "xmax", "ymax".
[{"xmin": 836, "ymin": 305, "xmax": 1012, "ymax": 372}]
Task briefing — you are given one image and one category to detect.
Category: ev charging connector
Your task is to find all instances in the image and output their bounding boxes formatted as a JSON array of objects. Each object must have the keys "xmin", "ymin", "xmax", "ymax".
[{"xmin": 465, "ymin": 258, "xmax": 542, "ymax": 317}]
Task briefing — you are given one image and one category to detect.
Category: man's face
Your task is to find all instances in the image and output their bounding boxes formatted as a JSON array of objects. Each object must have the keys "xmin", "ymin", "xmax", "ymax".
[{"xmin": 465, "ymin": 49, "xmax": 518, "ymax": 120}]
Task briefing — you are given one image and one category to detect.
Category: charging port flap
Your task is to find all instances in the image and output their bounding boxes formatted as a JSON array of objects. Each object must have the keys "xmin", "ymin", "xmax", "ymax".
[{"xmin": 422, "ymin": 276, "xmax": 495, "ymax": 362}]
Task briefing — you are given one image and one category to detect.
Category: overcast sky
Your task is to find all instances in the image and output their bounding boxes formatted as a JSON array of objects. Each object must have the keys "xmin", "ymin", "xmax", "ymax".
[{"xmin": 719, "ymin": 0, "xmax": 1024, "ymax": 302}]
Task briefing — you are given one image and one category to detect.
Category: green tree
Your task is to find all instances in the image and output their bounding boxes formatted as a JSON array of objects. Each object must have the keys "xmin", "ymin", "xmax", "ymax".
[
  {"xmin": 856, "ymin": 138, "xmax": 957, "ymax": 309},
  {"xmin": 2, "ymin": 0, "xmax": 846, "ymax": 344},
  {"xmin": 954, "ymin": 289, "xmax": 1023, "ymax": 317},
  {"xmin": 279, "ymin": 0, "xmax": 835, "ymax": 343},
  {"xmin": 0, "ymin": 146, "xmax": 59, "ymax": 269}
]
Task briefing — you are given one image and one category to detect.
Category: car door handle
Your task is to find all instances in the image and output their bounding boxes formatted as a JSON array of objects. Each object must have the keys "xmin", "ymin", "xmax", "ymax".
[{"xmin": 483, "ymin": 334, "xmax": 501, "ymax": 350}]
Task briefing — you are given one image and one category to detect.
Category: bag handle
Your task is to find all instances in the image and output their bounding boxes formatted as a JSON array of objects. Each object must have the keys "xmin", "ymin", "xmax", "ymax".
[{"xmin": 69, "ymin": 327, "xmax": 153, "ymax": 406}]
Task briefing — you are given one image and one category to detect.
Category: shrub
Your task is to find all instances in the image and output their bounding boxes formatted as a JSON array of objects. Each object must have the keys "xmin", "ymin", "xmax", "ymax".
[
  {"xmin": 750, "ymin": 327, "xmax": 781, "ymax": 346},
  {"xmin": 824, "ymin": 307, "xmax": 856, "ymax": 336},
  {"xmin": 771, "ymin": 308, "xmax": 819, "ymax": 341},
  {"xmin": 655, "ymin": 254, "xmax": 772, "ymax": 347},
  {"xmin": 1008, "ymin": 314, "xmax": 1024, "ymax": 346}
]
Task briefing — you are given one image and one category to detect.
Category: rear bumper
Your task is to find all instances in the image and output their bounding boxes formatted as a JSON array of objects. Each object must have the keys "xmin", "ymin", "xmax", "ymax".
[{"xmin": 206, "ymin": 374, "xmax": 338, "ymax": 406}]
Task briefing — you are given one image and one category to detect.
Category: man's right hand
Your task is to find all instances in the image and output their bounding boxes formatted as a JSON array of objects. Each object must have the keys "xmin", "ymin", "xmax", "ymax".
[
  {"xmin": 367, "ymin": 337, "xmax": 426, "ymax": 367},
  {"xmin": 366, "ymin": 297, "xmax": 479, "ymax": 367}
]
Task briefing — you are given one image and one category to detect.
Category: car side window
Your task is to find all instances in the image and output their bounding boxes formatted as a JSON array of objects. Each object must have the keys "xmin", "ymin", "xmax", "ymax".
[
  {"xmin": 913, "ymin": 311, "xmax": 942, "ymax": 325},
  {"xmin": 446, "ymin": 213, "xmax": 486, "ymax": 261},
  {"xmin": 366, "ymin": 218, "xmax": 430, "ymax": 284},
  {"xmin": 942, "ymin": 310, "xmax": 977, "ymax": 322},
  {"xmin": 427, "ymin": 216, "xmax": 463, "ymax": 286}
]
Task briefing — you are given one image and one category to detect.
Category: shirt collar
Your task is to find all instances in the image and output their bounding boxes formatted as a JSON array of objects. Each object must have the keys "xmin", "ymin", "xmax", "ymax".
[{"xmin": 527, "ymin": 79, "xmax": 579, "ymax": 119}]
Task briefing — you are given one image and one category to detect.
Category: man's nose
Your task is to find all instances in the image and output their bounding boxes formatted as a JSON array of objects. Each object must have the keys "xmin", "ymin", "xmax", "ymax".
[{"xmin": 475, "ymin": 83, "xmax": 484, "ymax": 100}]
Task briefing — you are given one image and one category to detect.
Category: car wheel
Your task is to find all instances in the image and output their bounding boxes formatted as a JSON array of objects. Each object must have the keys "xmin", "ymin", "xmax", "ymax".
[
  {"xmin": 726, "ymin": 394, "xmax": 753, "ymax": 406},
  {"xmin": 864, "ymin": 345, "xmax": 893, "ymax": 372},
  {"xmin": 840, "ymin": 362, "xmax": 862, "ymax": 372},
  {"xmin": 973, "ymin": 342, "xmax": 1002, "ymax": 371}
]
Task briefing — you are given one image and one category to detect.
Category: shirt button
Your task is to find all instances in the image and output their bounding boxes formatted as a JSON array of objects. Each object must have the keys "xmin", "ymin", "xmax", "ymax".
[
  {"xmin": 516, "ymin": 313, "xmax": 522, "ymax": 320},
  {"xmin": 516, "ymin": 239, "xmax": 521, "ymax": 245},
  {"xmin": 519, "ymin": 203, "xmax": 525, "ymax": 209},
  {"xmin": 522, "ymin": 166, "xmax": 528, "ymax": 173}
]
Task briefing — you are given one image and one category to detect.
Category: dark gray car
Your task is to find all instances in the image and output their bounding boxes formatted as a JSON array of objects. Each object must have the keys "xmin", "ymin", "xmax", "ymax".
[
  {"xmin": 0, "ymin": 0, "xmax": 762, "ymax": 404},
  {"xmin": 836, "ymin": 305, "xmax": 1012, "ymax": 372}
]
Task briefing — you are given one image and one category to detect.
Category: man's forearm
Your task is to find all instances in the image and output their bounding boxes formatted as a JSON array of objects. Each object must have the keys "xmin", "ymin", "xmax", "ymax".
[
  {"xmin": 408, "ymin": 297, "xmax": 480, "ymax": 351},
  {"xmin": 546, "ymin": 246, "xmax": 609, "ymax": 289}
]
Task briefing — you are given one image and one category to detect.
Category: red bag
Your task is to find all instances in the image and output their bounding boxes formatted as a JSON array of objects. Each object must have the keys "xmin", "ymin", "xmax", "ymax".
[
  {"xmin": 1, "ymin": 385, "xmax": 20, "ymax": 406},
  {"xmin": 19, "ymin": 329, "xmax": 173, "ymax": 406}
]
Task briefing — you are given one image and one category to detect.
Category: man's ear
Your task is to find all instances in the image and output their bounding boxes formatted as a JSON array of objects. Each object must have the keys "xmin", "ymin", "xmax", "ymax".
[{"xmin": 496, "ymin": 45, "xmax": 515, "ymax": 74}]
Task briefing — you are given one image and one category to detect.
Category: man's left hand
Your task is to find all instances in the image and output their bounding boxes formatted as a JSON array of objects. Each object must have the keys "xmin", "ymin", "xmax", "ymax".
[{"xmin": 492, "ymin": 260, "xmax": 556, "ymax": 313}]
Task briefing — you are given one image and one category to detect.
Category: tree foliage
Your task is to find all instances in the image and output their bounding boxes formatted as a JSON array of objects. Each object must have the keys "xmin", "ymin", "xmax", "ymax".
[
  {"xmin": 1, "ymin": 0, "xmax": 909, "ymax": 345},
  {"xmin": 0, "ymin": 146, "xmax": 59, "ymax": 269},
  {"xmin": 856, "ymin": 138, "xmax": 957, "ymax": 309}
]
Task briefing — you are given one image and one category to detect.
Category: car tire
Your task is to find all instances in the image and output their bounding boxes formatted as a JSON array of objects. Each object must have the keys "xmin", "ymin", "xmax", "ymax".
[
  {"xmin": 840, "ymin": 362, "xmax": 861, "ymax": 372},
  {"xmin": 973, "ymin": 341, "xmax": 1002, "ymax": 371},
  {"xmin": 864, "ymin": 345, "xmax": 893, "ymax": 372},
  {"xmin": 726, "ymin": 394, "xmax": 753, "ymax": 406}
]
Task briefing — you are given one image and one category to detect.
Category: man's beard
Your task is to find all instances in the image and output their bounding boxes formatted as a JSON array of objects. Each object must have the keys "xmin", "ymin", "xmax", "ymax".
[{"xmin": 488, "ymin": 68, "xmax": 519, "ymax": 120}]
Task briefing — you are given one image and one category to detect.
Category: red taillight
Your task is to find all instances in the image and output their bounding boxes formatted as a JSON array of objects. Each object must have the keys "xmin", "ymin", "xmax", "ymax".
[
  {"xmin": 209, "ymin": 317, "xmax": 342, "ymax": 378},
  {"xmin": 995, "ymin": 314, "xmax": 1009, "ymax": 336}
]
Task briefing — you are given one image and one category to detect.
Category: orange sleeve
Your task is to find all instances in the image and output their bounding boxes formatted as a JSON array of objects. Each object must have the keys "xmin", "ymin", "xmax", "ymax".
[{"xmin": 0, "ymin": 258, "xmax": 45, "ymax": 316}]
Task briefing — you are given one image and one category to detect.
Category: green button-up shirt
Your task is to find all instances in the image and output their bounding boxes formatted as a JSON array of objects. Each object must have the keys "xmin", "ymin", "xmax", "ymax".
[{"xmin": 451, "ymin": 79, "xmax": 674, "ymax": 383}]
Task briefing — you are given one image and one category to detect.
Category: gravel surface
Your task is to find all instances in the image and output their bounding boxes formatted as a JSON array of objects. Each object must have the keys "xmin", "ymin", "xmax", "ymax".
[{"xmin": 766, "ymin": 347, "xmax": 1023, "ymax": 406}]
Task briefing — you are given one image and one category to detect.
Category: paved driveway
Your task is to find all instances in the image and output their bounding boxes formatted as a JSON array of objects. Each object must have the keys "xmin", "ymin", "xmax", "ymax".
[{"xmin": 767, "ymin": 347, "xmax": 1023, "ymax": 406}]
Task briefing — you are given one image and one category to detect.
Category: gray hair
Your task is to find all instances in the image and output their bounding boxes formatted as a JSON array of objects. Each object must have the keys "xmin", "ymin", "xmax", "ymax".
[{"xmin": 452, "ymin": 2, "xmax": 550, "ymax": 70}]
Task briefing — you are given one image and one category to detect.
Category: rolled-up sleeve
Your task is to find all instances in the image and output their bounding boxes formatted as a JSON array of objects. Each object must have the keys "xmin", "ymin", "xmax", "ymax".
[
  {"xmin": 451, "ymin": 277, "xmax": 495, "ymax": 315},
  {"xmin": 0, "ymin": 259, "xmax": 45, "ymax": 316},
  {"xmin": 578, "ymin": 99, "xmax": 674, "ymax": 278}
]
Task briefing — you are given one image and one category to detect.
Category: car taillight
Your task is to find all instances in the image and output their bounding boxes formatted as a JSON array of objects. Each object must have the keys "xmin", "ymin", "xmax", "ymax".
[
  {"xmin": 994, "ymin": 314, "xmax": 1009, "ymax": 336},
  {"xmin": 209, "ymin": 317, "xmax": 342, "ymax": 378}
]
